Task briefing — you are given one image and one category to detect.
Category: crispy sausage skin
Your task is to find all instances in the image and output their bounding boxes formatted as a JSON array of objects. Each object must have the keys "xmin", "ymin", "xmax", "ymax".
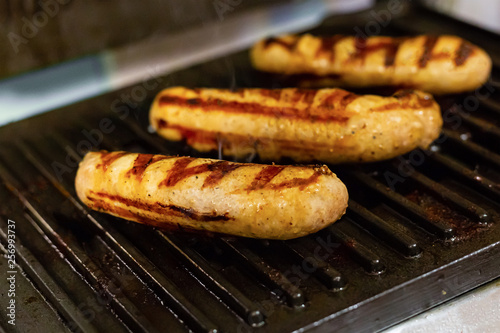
[
  {"xmin": 250, "ymin": 35, "xmax": 492, "ymax": 94},
  {"xmin": 149, "ymin": 87, "xmax": 442, "ymax": 164},
  {"xmin": 75, "ymin": 151, "xmax": 348, "ymax": 240}
]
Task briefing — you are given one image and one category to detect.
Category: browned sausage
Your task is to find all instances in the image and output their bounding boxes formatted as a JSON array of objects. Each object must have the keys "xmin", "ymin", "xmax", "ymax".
[
  {"xmin": 75, "ymin": 151, "xmax": 348, "ymax": 240},
  {"xmin": 251, "ymin": 34, "xmax": 491, "ymax": 94},
  {"xmin": 150, "ymin": 87, "xmax": 442, "ymax": 163}
]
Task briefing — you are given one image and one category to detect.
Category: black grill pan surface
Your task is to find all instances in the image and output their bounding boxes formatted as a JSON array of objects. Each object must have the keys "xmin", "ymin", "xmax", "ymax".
[{"xmin": 1, "ymin": 5, "xmax": 500, "ymax": 333}]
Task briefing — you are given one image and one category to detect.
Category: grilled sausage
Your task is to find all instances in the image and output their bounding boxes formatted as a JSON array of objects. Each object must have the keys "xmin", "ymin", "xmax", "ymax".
[
  {"xmin": 149, "ymin": 87, "xmax": 442, "ymax": 164},
  {"xmin": 250, "ymin": 34, "xmax": 492, "ymax": 94},
  {"xmin": 75, "ymin": 151, "xmax": 348, "ymax": 240}
]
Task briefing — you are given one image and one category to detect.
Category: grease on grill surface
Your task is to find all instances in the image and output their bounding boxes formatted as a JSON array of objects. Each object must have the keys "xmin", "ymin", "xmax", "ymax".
[{"xmin": 406, "ymin": 190, "xmax": 491, "ymax": 241}]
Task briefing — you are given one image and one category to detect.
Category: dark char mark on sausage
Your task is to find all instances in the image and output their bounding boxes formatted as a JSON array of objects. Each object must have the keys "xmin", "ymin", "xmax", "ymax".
[
  {"xmin": 270, "ymin": 171, "xmax": 321, "ymax": 191},
  {"xmin": 246, "ymin": 165, "xmax": 285, "ymax": 191},
  {"xmin": 319, "ymin": 90, "xmax": 359, "ymax": 110},
  {"xmin": 96, "ymin": 151, "xmax": 127, "ymax": 171},
  {"xmin": 88, "ymin": 191, "xmax": 232, "ymax": 222},
  {"xmin": 202, "ymin": 162, "xmax": 243, "ymax": 188},
  {"xmin": 125, "ymin": 154, "xmax": 174, "ymax": 181},
  {"xmin": 131, "ymin": 151, "xmax": 324, "ymax": 191},
  {"xmin": 353, "ymin": 36, "xmax": 367, "ymax": 61},
  {"xmin": 264, "ymin": 35, "xmax": 404, "ymax": 67},
  {"xmin": 351, "ymin": 37, "xmax": 406, "ymax": 67},
  {"xmin": 301, "ymin": 89, "xmax": 319, "ymax": 104},
  {"xmin": 159, "ymin": 93, "xmax": 352, "ymax": 122},
  {"xmin": 258, "ymin": 89, "xmax": 282, "ymax": 101},
  {"xmin": 455, "ymin": 41, "xmax": 474, "ymax": 66},
  {"xmin": 316, "ymin": 35, "xmax": 346, "ymax": 62},
  {"xmin": 259, "ymin": 88, "xmax": 319, "ymax": 104},
  {"xmin": 245, "ymin": 165, "xmax": 322, "ymax": 191},
  {"xmin": 284, "ymin": 89, "xmax": 319, "ymax": 104},
  {"xmin": 384, "ymin": 38, "xmax": 405, "ymax": 67},
  {"xmin": 418, "ymin": 36, "xmax": 438, "ymax": 68},
  {"xmin": 159, "ymin": 157, "xmax": 244, "ymax": 188}
]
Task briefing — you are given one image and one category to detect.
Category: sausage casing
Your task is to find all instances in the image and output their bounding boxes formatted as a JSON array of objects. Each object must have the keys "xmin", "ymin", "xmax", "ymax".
[
  {"xmin": 250, "ymin": 34, "xmax": 492, "ymax": 94},
  {"xmin": 75, "ymin": 151, "xmax": 348, "ymax": 240},
  {"xmin": 149, "ymin": 87, "xmax": 442, "ymax": 164}
]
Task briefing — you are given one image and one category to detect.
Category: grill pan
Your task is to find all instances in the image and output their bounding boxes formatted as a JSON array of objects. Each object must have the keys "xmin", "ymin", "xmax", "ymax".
[{"xmin": 1, "ymin": 4, "xmax": 500, "ymax": 332}]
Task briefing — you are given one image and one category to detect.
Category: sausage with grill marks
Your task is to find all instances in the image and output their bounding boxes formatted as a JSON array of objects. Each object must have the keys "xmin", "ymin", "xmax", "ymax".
[
  {"xmin": 75, "ymin": 151, "xmax": 348, "ymax": 240},
  {"xmin": 149, "ymin": 87, "xmax": 442, "ymax": 164},
  {"xmin": 250, "ymin": 35, "xmax": 492, "ymax": 94}
]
